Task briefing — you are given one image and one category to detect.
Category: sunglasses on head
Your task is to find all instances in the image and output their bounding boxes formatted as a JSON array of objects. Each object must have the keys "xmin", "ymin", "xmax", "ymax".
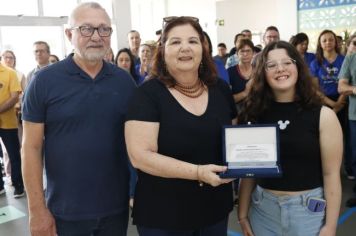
[{"xmin": 162, "ymin": 16, "xmax": 199, "ymax": 32}]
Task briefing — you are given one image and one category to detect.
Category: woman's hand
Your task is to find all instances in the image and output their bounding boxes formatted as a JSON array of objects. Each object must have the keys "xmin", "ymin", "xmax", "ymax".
[
  {"xmin": 319, "ymin": 224, "xmax": 336, "ymax": 236},
  {"xmin": 239, "ymin": 217, "xmax": 255, "ymax": 236},
  {"xmin": 197, "ymin": 164, "xmax": 234, "ymax": 187}
]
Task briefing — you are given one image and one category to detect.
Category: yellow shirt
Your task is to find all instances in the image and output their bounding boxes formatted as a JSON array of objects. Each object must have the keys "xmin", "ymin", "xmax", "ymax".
[{"xmin": 0, "ymin": 64, "xmax": 22, "ymax": 129}]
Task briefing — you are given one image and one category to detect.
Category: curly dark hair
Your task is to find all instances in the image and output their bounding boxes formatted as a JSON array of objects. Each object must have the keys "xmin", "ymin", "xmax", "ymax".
[
  {"xmin": 149, "ymin": 16, "xmax": 217, "ymax": 87},
  {"xmin": 238, "ymin": 41, "xmax": 321, "ymax": 123}
]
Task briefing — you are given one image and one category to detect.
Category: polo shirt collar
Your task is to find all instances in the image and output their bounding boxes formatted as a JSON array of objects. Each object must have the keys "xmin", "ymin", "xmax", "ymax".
[{"xmin": 64, "ymin": 53, "xmax": 114, "ymax": 79}]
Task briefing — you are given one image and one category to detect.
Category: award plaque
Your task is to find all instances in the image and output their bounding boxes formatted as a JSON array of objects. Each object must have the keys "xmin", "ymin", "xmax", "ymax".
[{"xmin": 220, "ymin": 124, "xmax": 282, "ymax": 178}]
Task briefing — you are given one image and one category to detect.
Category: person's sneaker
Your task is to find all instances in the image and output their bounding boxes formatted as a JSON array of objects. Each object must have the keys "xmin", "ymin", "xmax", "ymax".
[
  {"xmin": 0, "ymin": 186, "xmax": 5, "ymax": 195},
  {"xmin": 346, "ymin": 169, "xmax": 355, "ymax": 180},
  {"xmin": 13, "ymin": 187, "xmax": 25, "ymax": 198},
  {"xmin": 345, "ymin": 197, "xmax": 356, "ymax": 208},
  {"xmin": 347, "ymin": 175, "xmax": 355, "ymax": 180},
  {"xmin": 234, "ymin": 198, "xmax": 239, "ymax": 207}
]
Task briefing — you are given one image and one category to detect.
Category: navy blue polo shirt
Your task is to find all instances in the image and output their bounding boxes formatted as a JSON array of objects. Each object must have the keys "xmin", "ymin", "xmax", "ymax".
[{"xmin": 22, "ymin": 54, "xmax": 136, "ymax": 220}]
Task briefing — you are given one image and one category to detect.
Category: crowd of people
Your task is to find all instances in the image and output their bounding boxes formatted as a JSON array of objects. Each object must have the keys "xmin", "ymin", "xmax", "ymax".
[{"xmin": 0, "ymin": 1, "xmax": 355, "ymax": 236}]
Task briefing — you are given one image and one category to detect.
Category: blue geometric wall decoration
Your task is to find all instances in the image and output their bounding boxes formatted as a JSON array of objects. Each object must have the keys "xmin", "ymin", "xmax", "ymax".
[{"xmin": 297, "ymin": 0, "xmax": 356, "ymax": 51}]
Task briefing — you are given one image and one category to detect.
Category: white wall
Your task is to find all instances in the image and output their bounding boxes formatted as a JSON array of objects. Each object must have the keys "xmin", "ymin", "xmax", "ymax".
[
  {"xmin": 113, "ymin": 0, "xmax": 133, "ymax": 49},
  {"xmin": 128, "ymin": 0, "xmax": 298, "ymax": 54},
  {"xmin": 166, "ymin": 0, "xmax": 217, "ymax": 52},
  {"xmin": 216, "ymin": 0, "xmax": 297, "ymax": 51},
  {"xmin": 128, "ymin": 0, "xmax": 165, "ymax": 43},
  {"xmin": 129, "ymin": 0, "xmax": 217, "ymax": 47}
]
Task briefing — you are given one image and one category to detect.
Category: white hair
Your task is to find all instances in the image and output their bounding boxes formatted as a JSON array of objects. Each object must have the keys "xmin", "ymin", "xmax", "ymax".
[{"xmin": 68, "ymin": 2, "xmax": 109, "ymax": 26}]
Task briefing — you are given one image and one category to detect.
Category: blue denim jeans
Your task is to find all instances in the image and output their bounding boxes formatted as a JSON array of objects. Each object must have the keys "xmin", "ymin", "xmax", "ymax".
[
  {"xmin": 249, "ymin": 186, "xmax": 325, "ymax": 236},
  {"xmin": 55, "ymin": 210, "xmax": 129, "ymax": 236},
  {"xmin": 0, "ymin": 129, "xmax": 22, "ymax": 188},
  {"xmin": 137, "ymin": 217, "xmax": 228, "ymax": 236}
]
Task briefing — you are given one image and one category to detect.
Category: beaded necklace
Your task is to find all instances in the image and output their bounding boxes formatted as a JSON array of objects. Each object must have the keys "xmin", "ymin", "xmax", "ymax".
[{"xmin": 174, "ymin": 79, "xmax": 205, "ymax": 98}]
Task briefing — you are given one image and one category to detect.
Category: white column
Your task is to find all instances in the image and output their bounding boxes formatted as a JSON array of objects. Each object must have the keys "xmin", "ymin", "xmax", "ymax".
[{"xmin": 112, "ymin": 0, "xmax": 133, "ymax": 50}]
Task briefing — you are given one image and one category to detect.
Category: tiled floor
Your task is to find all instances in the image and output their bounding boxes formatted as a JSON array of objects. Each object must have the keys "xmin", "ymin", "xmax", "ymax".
[{"xmin": 0, "ymin": 176, "xmax": 355, "ymax": 236}]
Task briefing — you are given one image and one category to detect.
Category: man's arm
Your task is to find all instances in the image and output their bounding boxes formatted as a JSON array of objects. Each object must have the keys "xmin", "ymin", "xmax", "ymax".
[
  {"xmin": 0, "ymin": 91, "xmax": 20, "ymax": 113},
  {"xmin": 22, "ymin": 121, "xmax": 56, "ymax": 236}
]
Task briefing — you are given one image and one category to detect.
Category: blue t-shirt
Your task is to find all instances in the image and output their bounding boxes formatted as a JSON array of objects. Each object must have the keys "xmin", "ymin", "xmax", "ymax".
[
  {"xmin": 304, "ymin": 52, "xmax": 315, "ymax": 68},
  {"xmin": 135, "ymin": 63, "xmax": 149, "ymax": 85},
  {"xmin": 22, "ymin": 54, "xmax": 136, "ymax": 220},
  {"xmin": 214, "ymin": 58, "xmax": 230, "ymax": 85},
  {"xmin": 310, "ymin": 54, "xmax": 344, "ymax": 98}
]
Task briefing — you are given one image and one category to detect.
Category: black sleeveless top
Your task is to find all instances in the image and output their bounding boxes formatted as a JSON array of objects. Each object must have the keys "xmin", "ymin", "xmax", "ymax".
[{"xmin": 257, "ymin": 102, "xmax": 323, "ymax": 191}]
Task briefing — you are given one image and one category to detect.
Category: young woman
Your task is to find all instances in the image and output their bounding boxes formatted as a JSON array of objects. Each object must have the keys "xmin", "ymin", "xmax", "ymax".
[
  {"xmin": 310, "ymin": 30, "xmax": 346, "ymax": 113},
  {"xmin": 115, "ymin": 48, "xmax": 139, "ymax": 85},
  {"xmin": 238, "ymin": 41, "xmax": 342, "ymax": 236}
]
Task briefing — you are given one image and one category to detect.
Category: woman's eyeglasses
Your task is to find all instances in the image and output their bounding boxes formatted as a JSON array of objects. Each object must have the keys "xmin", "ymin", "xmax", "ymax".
[
  {"xmin": 352, "ymin": 41, "xmax": 356, "ymax": 46},
  {"xmin": 162, "ymin": 16, "xmax": 199, "ymax": 32},
  {"xmin": 265, "ymin": 58, "xmax": 296, "ymax": 72}
]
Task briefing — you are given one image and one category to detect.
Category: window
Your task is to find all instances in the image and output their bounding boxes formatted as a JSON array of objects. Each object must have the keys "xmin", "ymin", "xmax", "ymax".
[
  {"xmin": 42, "ymin": 0, "xmax": 78, "ymax": 17},
  {"xmin": 0, "ymin": 0, "xmax": 38, "ymax": 16},
  {"xmin": 1, "ymin": 26, "xmax": 64, "ymax": 74}
]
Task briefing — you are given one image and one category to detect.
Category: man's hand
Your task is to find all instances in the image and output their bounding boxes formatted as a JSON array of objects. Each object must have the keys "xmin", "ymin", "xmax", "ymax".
[{"xmin": 29, "ymin": 208, "xmax": 56, "ymax": 236}]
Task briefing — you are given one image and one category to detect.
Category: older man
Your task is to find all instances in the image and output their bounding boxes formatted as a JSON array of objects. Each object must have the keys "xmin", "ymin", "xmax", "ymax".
[{"xmin": 21, "ymin": 2, "xmax": 136, "ymax": 236}]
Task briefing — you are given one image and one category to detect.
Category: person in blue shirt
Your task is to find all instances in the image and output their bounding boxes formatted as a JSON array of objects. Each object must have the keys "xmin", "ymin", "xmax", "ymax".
[
  {"xmin": 21, "ymin": 2, "xmax": 136, "ymax": 235},
  {"xmin": 203, "ymin": 31, "xmax": 230, "ymax": 85},
  {"xmin": 289, "ymin": 32, "xmax": 315, "ymax": 68},
  {"xmin": 135, "ymin": 44, "xmax": 152, "ymax": 85},
  {"xmin": 310, "ymin": 30, "xmax": 345, "ymax": 111},
  {"xmin": 310, "ymin": 30, "xmax": 349, "ymax": 184}
]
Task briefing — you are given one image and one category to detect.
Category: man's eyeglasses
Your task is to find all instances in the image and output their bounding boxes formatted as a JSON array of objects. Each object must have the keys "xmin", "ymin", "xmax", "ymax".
[
  {"xmin": 71, "ymin": 25, "xmax": 112, "ymax": 37},
  {"xmin": 352, "ymin": 41, "xmax": 356, "ymax": 46},
  {"xmin": 265, "ymin": 58, "xmax": 296, "ymax": 72},
  {"xmin": 162, "ymin": 16, "xmax": 199, "ymax": 32}
]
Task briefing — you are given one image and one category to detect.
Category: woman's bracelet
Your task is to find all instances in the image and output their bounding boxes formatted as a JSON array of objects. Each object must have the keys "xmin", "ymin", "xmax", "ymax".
[{"xmin": 197, "ymin": 165, "xmax": 204, "ymax": 187}]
